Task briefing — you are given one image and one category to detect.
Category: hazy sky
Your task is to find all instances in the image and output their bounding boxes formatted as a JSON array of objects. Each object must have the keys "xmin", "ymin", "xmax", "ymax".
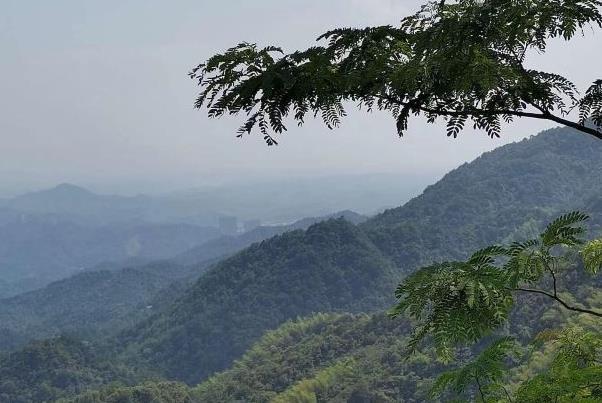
[{"xmin": 1, "ymin": 0, "xmax": 600, "ymax": 195}]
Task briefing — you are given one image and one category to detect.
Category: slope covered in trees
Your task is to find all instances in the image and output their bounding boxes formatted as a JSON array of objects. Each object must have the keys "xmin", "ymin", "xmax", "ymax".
[
  {"xmin": 189, "ymin": 304, "xmax": 572, "ymax": 402},
  {"xmin": 119, "ymin": 218, "xmax": 398, "ymax": 383},
  {"xmin": 62, "ymin": 280, "xmax": 601, "ymax": 403},
  {"xmin": 0, "ymin": 211, "xmax": 365, "ymax": 352},
  {"xmin": 0, "ymin": 265, "xmax": 183, "ymax": 351},
  {"xmin": 173, "ymin": 209, "xmax": 366, "ymax": 265},
  {"xmin": 115, "ymin": 127, "xmax": 602, "ymax": 385},
  {"xmin": 192, "ymin": 313, "xmax": 439, "ymax": 402},
  {"xmin": 0, "ymin": 337, "xmax": 137, "ymax": 403},
  {"xmin": 363, "ymin": 127, "xmax": 602, "ymax": 266}
]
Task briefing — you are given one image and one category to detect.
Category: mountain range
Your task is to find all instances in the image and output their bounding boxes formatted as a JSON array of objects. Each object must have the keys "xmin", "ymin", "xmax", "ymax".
[
  {"xmin": 0, "ymin": 126, "xmax": 600, "ymax": 402},
  {"xmin": 0, "ymin": 175, "xmax": 414, "ymax": 298}
]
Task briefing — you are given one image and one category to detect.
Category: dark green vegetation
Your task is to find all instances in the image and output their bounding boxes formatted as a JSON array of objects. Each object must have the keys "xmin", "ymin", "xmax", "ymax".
[
  {"xmin": 0, "ymin": 337, "xmax": 137, "ymax": 403},
  {"xmin": 0, "ymin": 264, "xmax": 186, "ymax": 351},
  {"xmin": 173, "ymin": 209, "xmax": 367, "ymax": 266},
  {"xmin": 0, "ymin": 127, "xmax": 600, "ymax": 402},
  {"xmin": 119, "ymin": 218, "xmax": 398, "ymax": 383},
  {"xmin": 192, "ymin": 0, "xmax": 602, "ymax": 144},
  {"xmin": 392, "ymin": 212, "xmax": 601, "ymax": 354},
  {"xmin": 61, "ymin": 382, "xmax": 195, "ymax": 403},
  {"xmin": 191, "ymin": 284, "xmax": 601, "ymax": 402},
  {"xmin": 193, "ymin": 313, "xmax": 436, "ymax": 402},
  {"xmin": 363, "ymin": 126, "xmax": 602, "ymax": 265},
  {"xmin": 60, "ymin": 284, "xmax": 600, "ymax": 402}
]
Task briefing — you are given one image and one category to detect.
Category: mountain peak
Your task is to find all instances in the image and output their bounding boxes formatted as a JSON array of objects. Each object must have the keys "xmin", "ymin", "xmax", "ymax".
[{"xmin": 49, "ymin": 183, "xmax": 93, "ymax": 195}]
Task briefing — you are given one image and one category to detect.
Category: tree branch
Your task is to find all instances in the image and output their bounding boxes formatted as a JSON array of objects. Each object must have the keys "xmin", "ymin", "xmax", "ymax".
[
  {"xmin": 501, "ymin": 385, "xmax": 514, "ymax": 403},
  {"xmin": 539, "ymin": 111, "xmax": 602, "ymax": 140},
  {"xmin": 475, "ymin": 375, "xmax": 486, "ymax": 402},
  {"xmin": 510, "ymin": 287, "xmax": 602, "ymax": 318},
  {"xmin": 542, "ymin": 260, "xmax": 557, "ymax": 297},
  {"xmin": 380, "ymin": 95, "xmax": 602, "ymax": 140}
]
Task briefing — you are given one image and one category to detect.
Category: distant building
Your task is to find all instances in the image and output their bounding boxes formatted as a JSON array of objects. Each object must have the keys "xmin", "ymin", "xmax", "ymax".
[
  {"xmin": 219, "ymin": 216, "xmax": 238, "ymax": 235},
  {"xmin": 243, "ymin": 219, "xmax": 261, "ymax": 232}
]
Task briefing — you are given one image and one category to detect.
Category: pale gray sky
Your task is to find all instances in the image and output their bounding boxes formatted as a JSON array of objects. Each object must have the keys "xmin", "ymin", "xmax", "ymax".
[{"xmin": 1, "ymin": 0, "xmax": 599, "ymax": 195}]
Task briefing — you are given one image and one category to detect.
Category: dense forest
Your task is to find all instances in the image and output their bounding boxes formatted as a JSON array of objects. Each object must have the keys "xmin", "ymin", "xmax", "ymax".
[
  {"xmin": 0, "ymin": 126, "xmax": 600, "ymax": 402},
  {"xmin": 118, "ymin": 218, "xmax": 398, "ymax": 382}
]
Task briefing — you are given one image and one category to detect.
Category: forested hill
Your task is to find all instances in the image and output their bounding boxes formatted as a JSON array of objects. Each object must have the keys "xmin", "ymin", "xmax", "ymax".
[
  {"xmin": 0, "ymin": 336, "xmax": 137, "ymax": 403},
  {"xmin": 363, "ymin": 127, "xmax": 602, "ymax": 266},
  {"xmin": 119, "ymin": 218, "xmax": 398, "ymax": 383},
  {"xmin": 114, "ymin": 127, "xmax": 602, "ymax": 385},
  {"xmin": 0, "ymin": 265, "xmax": 179, "ymax": 351}
]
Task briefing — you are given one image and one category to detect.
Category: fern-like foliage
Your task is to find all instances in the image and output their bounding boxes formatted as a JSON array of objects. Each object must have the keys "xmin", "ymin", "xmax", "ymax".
[
  {"xmin": 191, "ymin": 1, "xmax": 602, "ymax": 144},
  {"xmin": 390, "ymin": 259, "xmax": 513, "ymax": 361},
  {"xmin": 431, "ymin": 337, "xmax": 521, "ymax": 402},
  {"xmin": 582, "ymin": 238, "xmax": 602, "ymax": 274},
  {"xmin": 516, "ymin": 327, "xmax": 602, "ymax": 402},
  {"xmin": 578, "ymin": 80, "xmax": 602, "ymax": 127},
  {"xmin": 390, "ymin": 212, "xmax": 601, "ymax": 358}
]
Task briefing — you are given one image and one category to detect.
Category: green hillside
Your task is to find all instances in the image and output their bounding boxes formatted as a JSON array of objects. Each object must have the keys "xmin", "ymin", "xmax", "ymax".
[
  {"xmin": 63, "ymin": 280, "xmax": 601, "ymax": 403},
  {"xmin": 0, "ymin": 210, "xmax": 365, "ymax": 352},
  {"xmin": 115, "ymin": 127, "xmax": 602, "ymax": 385},
  {"xmin": 363, "ymin": 127, "xmax": 602, "ymax": 266},
  {"xmin": 0, "ymin": 262, "xmax": 202, "ymax": 351},
  {"xmin": 0, "ymin": 337, "xmax": 137, "ymax": 403},
  {"xmin": 192, "ymin": 312, "xmax": 437, "ymax": 402},
  {"xmin": 119, "ymin": 218, "xmax": 398, "ymax": 383}
]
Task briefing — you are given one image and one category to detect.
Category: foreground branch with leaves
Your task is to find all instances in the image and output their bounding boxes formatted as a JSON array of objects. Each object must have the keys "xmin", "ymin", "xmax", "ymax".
[
  {"xmin": 191, "ymin": 0, "xmax": 602, "ymax": 144},
  {"xmin": 391, "ymin": 212, "xmax": 602, "ymax": 401},
  {"xmin": 390, "ymin": 212, "xmax": 601, "ymax": 356}
]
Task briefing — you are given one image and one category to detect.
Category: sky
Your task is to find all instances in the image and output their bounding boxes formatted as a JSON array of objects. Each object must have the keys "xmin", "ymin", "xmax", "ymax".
[{"xmin": 1, "ymin": 0, "xmax": 600, "ymax": 196}]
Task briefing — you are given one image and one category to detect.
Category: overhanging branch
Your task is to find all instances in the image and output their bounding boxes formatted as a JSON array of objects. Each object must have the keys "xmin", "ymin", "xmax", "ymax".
[
  {"xmin": 381, "ymin": 95, "xmax": 602, "ymax": 140},
  {"xmin": 511, "ymin": 287, "xmax": 602, "ymax": 318}
]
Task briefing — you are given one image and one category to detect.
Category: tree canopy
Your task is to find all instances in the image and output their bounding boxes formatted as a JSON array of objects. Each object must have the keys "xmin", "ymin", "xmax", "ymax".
[{"xmin": 191, "ymin": 0, "xmax": 602, "ymax": 144}]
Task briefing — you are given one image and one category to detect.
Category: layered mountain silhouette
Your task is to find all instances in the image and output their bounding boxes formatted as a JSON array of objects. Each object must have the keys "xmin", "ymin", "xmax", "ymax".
[{"xmin": 1, "ymin": 126, "xmax": 600, "ymax": 401}]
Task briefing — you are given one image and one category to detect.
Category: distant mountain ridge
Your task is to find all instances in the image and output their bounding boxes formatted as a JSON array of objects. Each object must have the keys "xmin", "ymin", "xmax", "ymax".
[
  {"xmin": 2, "ymin": 183, "xmax": 153, "ymax": 226},
  {"xmin": 173, "ymin": 209, "xmax": 367, "ymax": 265},
  {"xmin": 0, "ymin": 217, "xmax": 221, "ymax": 298},
  {"xmin": 2, "ymin": 174, "xmax": 424, "ymax": 227},
  {"xmin": 0, "ymin": 174, "xmax": 414, "ymax": 297},
  {"xmin": 0, "ymin": 210, "xmax": 367, "ymax": 351}
]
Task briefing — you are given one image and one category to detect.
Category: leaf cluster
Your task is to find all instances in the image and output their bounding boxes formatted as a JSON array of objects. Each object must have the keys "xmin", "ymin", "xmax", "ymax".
[
  {"xmin": 516, "ymin": 326, "xmax": 602, "ymax": 402},
  {"xmin": 390, "ymin": 211, "xmax": 599, "ymax": 357},
  {"xmin": 431, "ymin": 336, "xmax": 520, "ymax": 401}
]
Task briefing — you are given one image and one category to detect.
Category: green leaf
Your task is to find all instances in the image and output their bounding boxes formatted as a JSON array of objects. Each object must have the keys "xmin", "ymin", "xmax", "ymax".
[{"xmin": 582, "ymin": 238, "xmax": 602, "ymax": 274}]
